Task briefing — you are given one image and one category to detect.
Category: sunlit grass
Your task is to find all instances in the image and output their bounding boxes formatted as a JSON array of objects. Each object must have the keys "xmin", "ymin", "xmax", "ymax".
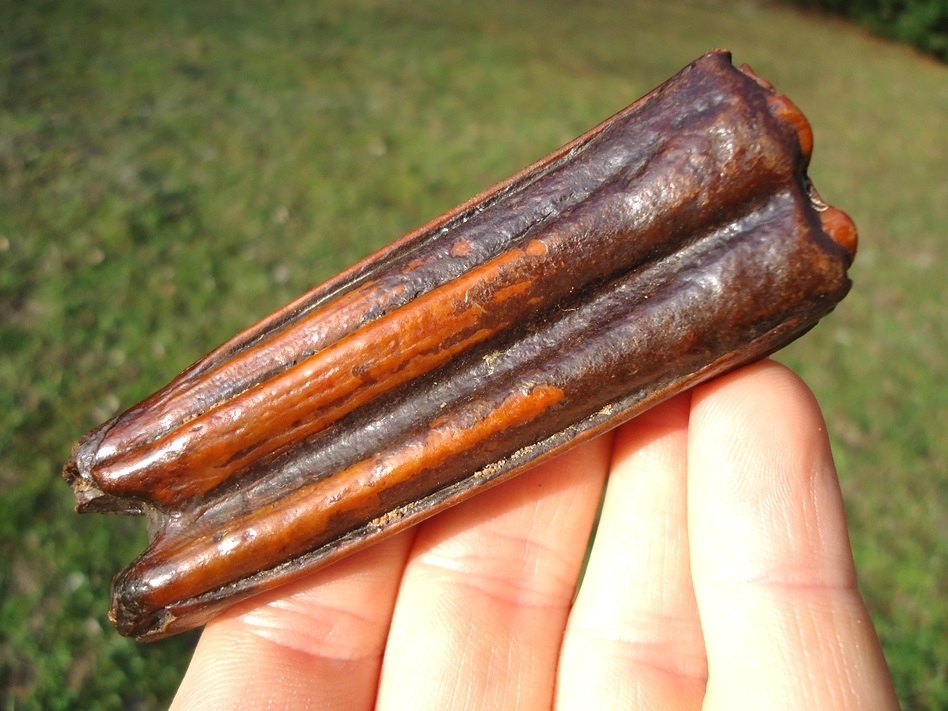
[{"xmin": 2, "ymin": 0, "xmax": 946, "ymax": 707}]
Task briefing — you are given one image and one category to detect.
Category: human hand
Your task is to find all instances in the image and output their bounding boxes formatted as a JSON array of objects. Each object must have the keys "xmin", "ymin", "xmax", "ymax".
[{"xmin": 170, "ymin": 359, "xmax": 898, "ymax": 710}]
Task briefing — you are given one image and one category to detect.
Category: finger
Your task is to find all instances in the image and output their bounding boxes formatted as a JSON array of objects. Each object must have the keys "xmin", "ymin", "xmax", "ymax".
[
  {"xmin": 688, "ymin": 360, "xmax": 898, "ymax": 710},
  {"xmin": 375, "ymin": 435, "xmax": 613, "ymax": 711},
  {"xmin": 170, "ymin": 531, "xmax": 415, "ymax": 711},
  {"xmin": 558, "ymin": 392, "xmax": 707, "ymax": 710}
]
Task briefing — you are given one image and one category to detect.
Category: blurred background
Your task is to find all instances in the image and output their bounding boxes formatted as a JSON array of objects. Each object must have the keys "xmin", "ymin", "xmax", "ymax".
[{"xmin": 2, "ymin": 0, "xmax": 946, "ymax": 707}]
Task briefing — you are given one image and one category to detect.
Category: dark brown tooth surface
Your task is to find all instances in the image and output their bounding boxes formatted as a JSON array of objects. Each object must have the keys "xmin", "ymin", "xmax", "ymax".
[{"xmin": 63, "ymin": 49, "xmax": 856, "ymax": 640}]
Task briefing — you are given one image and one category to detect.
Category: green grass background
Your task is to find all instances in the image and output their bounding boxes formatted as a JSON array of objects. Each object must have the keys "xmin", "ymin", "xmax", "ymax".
[{"xmin": 2, "ymin": 0, "xmax": 946, "ymax": 707}]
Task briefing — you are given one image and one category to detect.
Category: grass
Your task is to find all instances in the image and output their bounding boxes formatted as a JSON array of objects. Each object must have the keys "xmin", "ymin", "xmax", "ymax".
[{"xmin": 2, "ymin": 0, "xmax": 946, "ymax": 707}]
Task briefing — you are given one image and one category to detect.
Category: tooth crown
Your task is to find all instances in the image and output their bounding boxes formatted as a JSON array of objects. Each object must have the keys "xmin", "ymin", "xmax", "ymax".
[{"xmin": 63, "ymin": 50, "xmax": 856, "ymax": 640}]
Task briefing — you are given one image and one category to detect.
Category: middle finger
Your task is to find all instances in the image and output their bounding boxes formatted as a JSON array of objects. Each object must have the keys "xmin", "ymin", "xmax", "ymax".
[{"xmin": 558, "ymin": 392, "xmax": 707, "ymax": 710}]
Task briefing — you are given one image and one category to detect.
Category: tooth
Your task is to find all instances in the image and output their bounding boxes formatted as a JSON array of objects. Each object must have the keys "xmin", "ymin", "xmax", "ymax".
[{"xmin": 63, "ymin": 50, "xmax": 855, "ymax": 640}]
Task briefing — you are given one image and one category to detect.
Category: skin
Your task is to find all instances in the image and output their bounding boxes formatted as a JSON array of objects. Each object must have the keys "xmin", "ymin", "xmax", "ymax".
[{"xmin": 169, "ymin": 359, "xmax": 899, "ymax": 710}]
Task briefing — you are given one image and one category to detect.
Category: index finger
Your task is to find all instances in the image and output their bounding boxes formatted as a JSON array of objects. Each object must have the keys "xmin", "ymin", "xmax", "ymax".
[{"xmin": 687, "ymin": 360, "xmax": 898, "ymax": 710}]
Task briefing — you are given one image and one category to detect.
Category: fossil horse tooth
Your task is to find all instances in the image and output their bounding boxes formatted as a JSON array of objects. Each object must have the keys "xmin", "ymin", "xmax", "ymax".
[{"xmin": 64, "ymin": 50, "xmax": 857, "ymax": 640}]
